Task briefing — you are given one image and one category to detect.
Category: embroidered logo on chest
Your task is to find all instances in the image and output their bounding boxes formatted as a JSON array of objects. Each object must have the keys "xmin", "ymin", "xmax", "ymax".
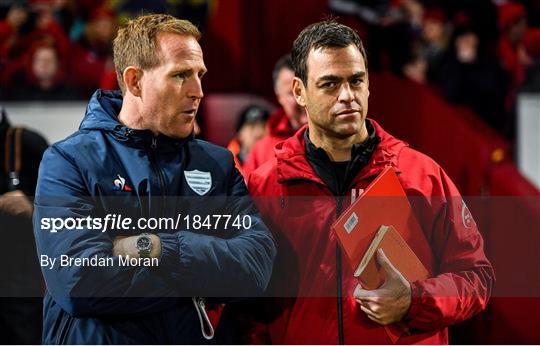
[
  {"xmin": 184, "ymin": 170, "xmax": 212, "ymax": 196},
  {"xmin": 113, "ymin": 174, "xmax": 132, "ymax": 192}
]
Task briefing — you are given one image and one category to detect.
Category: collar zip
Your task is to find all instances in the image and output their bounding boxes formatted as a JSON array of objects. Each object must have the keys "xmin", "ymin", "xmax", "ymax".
[
  {"xmin": 124, "ymin": 128, "xmax": 135, "ymax": 138},
  {"xmin": 151, "ymin": 136, "xmax": 158, "ymax": 149}
]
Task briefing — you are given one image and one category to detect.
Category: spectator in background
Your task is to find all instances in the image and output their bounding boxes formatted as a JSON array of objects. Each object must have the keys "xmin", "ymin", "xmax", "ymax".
[
  {"xmin": 0, "ymin": 2, "xmax": 30, "ymax": 84},
  {"xmin": 243, "ymin": 54, "xmax": 307, "ymax": 175},
  {"xmin": 402, "ymin": 7, "xmax": 449, "ymax": 85},
  {"xmin": 0, "ymin": 1, "xmax": 72, "ymax": 100},
  {"xmin": 330, "ymin": 0, "xmax": 424, "ymax": 74},
  {"xmin": 3, "ymin": 42, "xmax": 73, "ymax": 100},
  {"xmin": 27, "ymin": 1, "xmax": 70, "ymax": 58},
  {"xmin": 402, "ymin": 51, "xmax": 427, "ymax": 84},
  {"xmin": 497, "ymin": 1, "xmax": 540, "ymax": 116},
  {"xmin": 437, "ymin": 25, "xmax": 508, "ymax": 134},
  {"xmin": 227, "ymin": 105, "xmax": 269, "ymax": 177},
  {"xmin": 0, "ymin": 106, "xmax": 48, "ymax": 344},
  {"xmin": 70, "ymin": 5, "xmax": 116, "ymax": 98},
  {"xmin": 419, "ymin": 8, "xmax": 449, "ymax": 82},
  {"xmin": 0, "ymin": 2, "xmax": 28, "ymax": 52}
]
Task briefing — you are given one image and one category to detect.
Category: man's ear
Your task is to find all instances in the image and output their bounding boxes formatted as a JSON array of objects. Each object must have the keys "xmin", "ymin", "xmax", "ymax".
[
  {"xmin": 292, "ymin": 77, "xmax": 306, "ymax": 107},
  {"xmin": 123, "ymin": 66, "xmax": 142, "ymax": 97}
]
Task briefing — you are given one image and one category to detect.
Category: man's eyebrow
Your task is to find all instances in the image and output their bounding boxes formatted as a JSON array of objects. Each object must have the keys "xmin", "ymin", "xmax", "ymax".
[
  {"xmin": 170, "ymin": 68, "xmax": 192, "ymax": 75},
  {"xmin": 171, "ymin": 67, "xmax": 207, "ymax": 76},
  {"xmin": 316, "ymin": 71, "xmax": 367, "ymax": 83},
  {"xmin": 350, "ymin": 71, "xmax": 367, "ymax": 79},
  {"xmin": 316, "ymin": 75, "xmax": 341, "ymax": 83}
]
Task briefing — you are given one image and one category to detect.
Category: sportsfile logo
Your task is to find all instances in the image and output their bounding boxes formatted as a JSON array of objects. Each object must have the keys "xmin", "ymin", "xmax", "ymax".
[{"xmin": 113, "ymin": 174, "xmax": 132, "ymax": 192}]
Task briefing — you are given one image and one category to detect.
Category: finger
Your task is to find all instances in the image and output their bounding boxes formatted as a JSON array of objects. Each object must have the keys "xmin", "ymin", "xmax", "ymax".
[
  {"xmin": 353, "ymin": 284, "xmax": 379, "ymax": 299},
  {"xmin": 361, "ymin": 305, "xmax": 382, "ymax": 324},
  {"xmin": 376, "ymin": 249, "xmax": 402, "ymax": 280},
  {"xmin": 356, "ymin": 298, "xmax": 379, "ymax": 310}
]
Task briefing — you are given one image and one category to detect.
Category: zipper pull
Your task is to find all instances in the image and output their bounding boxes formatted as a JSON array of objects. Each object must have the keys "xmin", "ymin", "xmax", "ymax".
[
  {"xmin": 151, "ymin": 137, "xmax": 157, "ymax": 149},
  {"xmin": 192, "ymin": 297, "xmax": 215, "ymax": 340}
]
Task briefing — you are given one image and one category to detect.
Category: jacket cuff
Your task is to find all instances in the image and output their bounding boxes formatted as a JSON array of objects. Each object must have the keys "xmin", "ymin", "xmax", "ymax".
[
  {"xmin": 403, "ymin": 280, "xmax": 423, "ymax": 325},
  {"xmin": 157, "ymin": 232, "xmax": 181, "ymax": 269}
]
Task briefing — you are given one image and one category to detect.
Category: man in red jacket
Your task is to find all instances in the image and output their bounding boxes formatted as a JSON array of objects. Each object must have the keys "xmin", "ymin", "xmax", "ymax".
[
  {"xmin": 248, "ymin": 20, "xmax": 494, "ymax": 344},
  {"xmin": 243, "ymin": 54, "xmax": 307, "ymax": 176}
]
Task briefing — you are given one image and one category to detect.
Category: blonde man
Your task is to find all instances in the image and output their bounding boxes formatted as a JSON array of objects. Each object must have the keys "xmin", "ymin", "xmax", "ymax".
[{"xmin": 33, "ymin": 14, "xmax": 275, "ymax": 344}]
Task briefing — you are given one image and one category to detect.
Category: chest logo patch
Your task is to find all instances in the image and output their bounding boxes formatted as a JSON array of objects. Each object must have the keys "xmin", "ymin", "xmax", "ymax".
[
  {"xmin": 113, "ymin": 174, "xmax": 132, "ymax": 192},
  {"xmin": 184, "ymin": 170, "xmax": 212, "ymax": 196}
]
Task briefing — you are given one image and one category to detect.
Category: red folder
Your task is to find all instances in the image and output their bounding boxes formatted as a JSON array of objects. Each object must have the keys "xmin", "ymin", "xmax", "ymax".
[{"xmin": 332, "ymin": 166, "xmax": 430, "ymax": 343}]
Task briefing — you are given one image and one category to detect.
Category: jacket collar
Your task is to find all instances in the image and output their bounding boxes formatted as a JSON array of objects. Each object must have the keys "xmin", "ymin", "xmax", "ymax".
[
  {"xmin": 267, "ymin": 108, "xmax": 295, "ymax": 137},
  {"xmin": 80, "ymin": 89, "xmax": 194, "ymax": 151},
  {"xmin": 275, "ymin": 118, "xmax": 408, "ymax": 185}
]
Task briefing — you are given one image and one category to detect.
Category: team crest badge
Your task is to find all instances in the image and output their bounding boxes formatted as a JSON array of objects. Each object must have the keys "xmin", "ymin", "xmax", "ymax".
[
  {"xmin": 461, "ymin": 201, "xmax": 473, "ymax": 229},
  {"xmin": 184, "ymin": 170, "xmax": 212, "ymax": 196}
]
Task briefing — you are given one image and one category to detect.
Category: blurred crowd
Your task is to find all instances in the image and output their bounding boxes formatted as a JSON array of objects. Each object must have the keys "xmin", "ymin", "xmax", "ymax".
[
  {"xmin": 0, "ymin": 0, "xmax": 539, "ymax": 141},
  {"xmin": 0, "ymin": 0, "xmax": 211, "ymax": 101},
  {"xmin": 331, "ymin": 0, "xmax": 540, "ymax": 138},
  {"xmin": 0, "ymin": 0, "xmax": 118, "ymax": 100}
]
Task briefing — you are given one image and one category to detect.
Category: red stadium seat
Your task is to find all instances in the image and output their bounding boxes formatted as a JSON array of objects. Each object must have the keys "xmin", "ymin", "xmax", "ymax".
[{"xmin": 200, "ymin": 93, "xmax": 276, "ymax": 147}]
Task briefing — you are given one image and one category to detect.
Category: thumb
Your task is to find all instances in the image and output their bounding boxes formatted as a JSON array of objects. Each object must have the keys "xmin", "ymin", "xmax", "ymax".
[{"xmin": 376, "ymin": 248, "xmax": 401, "ymax": 280}]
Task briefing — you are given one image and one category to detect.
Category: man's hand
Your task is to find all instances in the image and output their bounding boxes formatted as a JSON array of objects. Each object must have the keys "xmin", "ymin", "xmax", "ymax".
[
  {"xmin": 112, "ymin": 234, "xmax": 161, "ymax": 258},
  {"xmin": 0, "ymin": 190, "xmax": 33, "ymax": 217},
  {"xmin": 353, "ymin": 249, "xmax": 412, "ymax": 325}
]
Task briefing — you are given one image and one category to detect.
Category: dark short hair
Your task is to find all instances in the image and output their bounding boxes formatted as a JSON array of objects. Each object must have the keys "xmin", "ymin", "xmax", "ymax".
[
  {"xmin": 292, "ymin": 20, "xmax": 368, "ymax": 86},
  {"xmin": 236, "ymin": 105, "xmax": 270, "ymax": 132},
  {"xmin": 272, "ymin": 53, "xmax": 293, "ymax": 90}
]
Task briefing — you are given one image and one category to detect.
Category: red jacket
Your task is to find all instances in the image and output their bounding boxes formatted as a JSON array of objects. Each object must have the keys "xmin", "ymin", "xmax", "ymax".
[
  {"xmin": 247, "ymin": 120, "xmax": 494, "ymax": 344},
  {"xmin": 243, "ymin": 108, "xmax": 295, "ymax": 176},
  {"xmin": 227, "ymin": 137, "xmax": 245, "ymax": 177}
]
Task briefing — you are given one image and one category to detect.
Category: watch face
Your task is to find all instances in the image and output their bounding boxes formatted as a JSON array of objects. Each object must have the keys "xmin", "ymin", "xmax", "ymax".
[{"xmin": 137, "ymin": 235, "xmax": 151, "ymax": 251}]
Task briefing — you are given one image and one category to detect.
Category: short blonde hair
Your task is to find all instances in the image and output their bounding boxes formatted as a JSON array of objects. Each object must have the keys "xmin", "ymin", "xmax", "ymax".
[{"xmin": 113, "ymin": 13, "xmax": 201, "ymax": 93}]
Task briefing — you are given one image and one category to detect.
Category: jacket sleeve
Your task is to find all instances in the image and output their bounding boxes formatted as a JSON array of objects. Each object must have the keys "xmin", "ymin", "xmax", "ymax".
[
  {"xmin": 403, "ymin": 166, "xmax": 495, "ymax": 331},
  {"xmin": 34, "ymin": 146, "xmax": 180, "ymax": 318},
  {"xmin": 157, "ymin": 156, "xmax": 277, "ymax": 298}
]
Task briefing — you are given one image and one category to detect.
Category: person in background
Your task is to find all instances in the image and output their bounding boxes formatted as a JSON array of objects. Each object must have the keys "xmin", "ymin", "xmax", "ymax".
[
  {"xmin": 0, "ymin": 106, "xmax": 48, "ymax": 344},
  {"xmin": 419, "ymin": 7, "xmax": 448, "ymax": 82},
  {"xmin": 227, "ymin": 104, "xmax": 269, "ymax": 177},
  {"xmin": 329, "ymin": 0, "xmax": 425, "ymax": 74},
  {"xmin": 69, "ymin": 5, "xmax": 117, "ymax": 98},
  {"xmin": 243, "ymin": 54, "xmax": 307, "ymax": 176},
  {"xmin": 496, "ymin": 2, "xmax": 540, "ymax": 120},
  {"xmin": 3, "ymin": 42, "xmax": 73, "ymax": 100},
  {"xmin": 437, "ymin": 24, "xmax": 508, "ymax": 135}
]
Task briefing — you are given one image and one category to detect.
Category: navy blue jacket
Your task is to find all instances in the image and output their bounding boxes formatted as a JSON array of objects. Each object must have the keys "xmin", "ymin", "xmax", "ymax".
[{"xmin": 33, "ymin": 90, "xmax": 276, "ymax": 344}]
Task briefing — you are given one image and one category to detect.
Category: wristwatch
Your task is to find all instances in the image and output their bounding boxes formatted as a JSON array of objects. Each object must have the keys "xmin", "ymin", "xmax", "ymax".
[{"xmin": 136, "ymin": 233, "xmax": 153, "ymax": 258}]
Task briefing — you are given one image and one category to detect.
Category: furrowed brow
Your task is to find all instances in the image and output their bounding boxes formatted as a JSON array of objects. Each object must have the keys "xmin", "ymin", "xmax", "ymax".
[{"xmin": 317, "ymin": 75, "xmax": 341, "ymax": 82}]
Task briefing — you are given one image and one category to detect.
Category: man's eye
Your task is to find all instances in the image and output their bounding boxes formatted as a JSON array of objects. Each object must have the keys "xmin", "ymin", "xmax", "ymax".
[
  {"xmin": 351, "ymin": 78, "xmax": 363, "ymax": 86},
  {"xmin": 174, "ymin": 73, "xmax": 186, "ymax": 79},
  {"xmin": 322, "ymin": 82, "xmax": 336, "ymax": 89}
]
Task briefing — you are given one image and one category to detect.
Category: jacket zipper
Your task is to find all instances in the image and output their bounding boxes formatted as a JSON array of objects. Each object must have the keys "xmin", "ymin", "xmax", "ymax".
[
  {"xmin": 150, "ymin": 137, "xmax": 167, "ymax": 217},
  {"xmin": 335, "ymin": 196, "xmax": 345, "ymax": 345},
  {"xmin": 57, "ymin": 315, "xmax": 74, "ymax": 345}
]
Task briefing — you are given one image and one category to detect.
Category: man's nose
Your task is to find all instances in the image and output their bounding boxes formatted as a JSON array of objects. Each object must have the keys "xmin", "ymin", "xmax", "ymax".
[
  {"xmin": 188, "ymin": 77, "xmax": 204, "ymax": 99},
  {"xmin": 337, "ymin": 83, "xmax": 354, "ymax": 103}
]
